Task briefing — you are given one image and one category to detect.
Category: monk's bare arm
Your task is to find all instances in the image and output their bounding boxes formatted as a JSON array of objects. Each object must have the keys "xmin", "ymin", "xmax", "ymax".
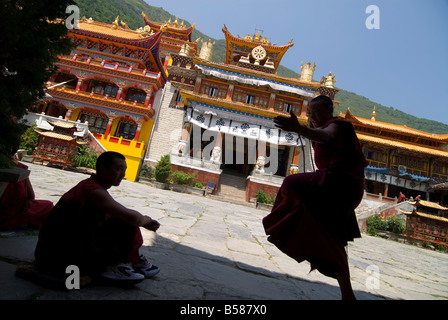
[
  {"xmin": 87, "ymin": 189, "xmax": 160, "ymax": 231},
  {"xmin": 274, "ymin": 112, "xmax": 339, "ymax": 144}
]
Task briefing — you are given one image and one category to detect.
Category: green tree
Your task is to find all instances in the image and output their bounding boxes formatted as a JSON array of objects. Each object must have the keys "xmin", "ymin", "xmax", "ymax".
[
  {"xmin": 0, "ymin": 0, "xmax": 75, "ymax": 167},
  {"xmin": 19, "ymin": 123, "xmax": 39, "ymax": 155},
  {"xmin": 155, "ymin": 154, "xmax": 171, "ymax": 183}
]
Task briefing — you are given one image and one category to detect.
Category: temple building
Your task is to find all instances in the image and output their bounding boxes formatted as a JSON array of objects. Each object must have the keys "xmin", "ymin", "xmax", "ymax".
[
  {"xmin": 341, "ymin": 108, "xmax": 448, "ymax": 203},
  {"xmin": 23, "ymin": 12, "xmax": 448, "ymax": 202},
  {"xmin": 33, "ymin": 121, "xmax": 84, "ymax": 168},
  {"xmin": 29, "ymin": 16, "xmax": 167, "ymax": 181},
  {"xmin": 400, "ymin": 199, "xmax": 448, "ymax": 247},
  {"xmin": 145, "ymin": 23, "xmax": 339, "ymax": 200},
  {"xmin": 141, "ymin": 12, "xmax": 199, "ymax": 62}
]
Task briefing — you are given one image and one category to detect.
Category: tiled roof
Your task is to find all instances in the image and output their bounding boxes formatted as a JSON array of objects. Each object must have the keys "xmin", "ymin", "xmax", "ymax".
[
  {"xmin": 357, "ymin": 133, "xmax": 448, "ymax": 158},
  {"xmin": 400, "ymin": 210, "xmax": 448, "ymax": 223},
  {"xmin": 36, "ymin": 131, "xmax": 77, "ymax": 142},
  {"xmin": 343, "ymin": 109, "xmax": 448, "ymax": 142}
]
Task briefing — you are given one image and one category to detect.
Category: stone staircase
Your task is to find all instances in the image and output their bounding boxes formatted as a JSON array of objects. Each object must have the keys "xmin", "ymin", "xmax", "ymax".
[{"xmin": 212, "ymin": 169, "xmax": 249, "ymax": 205}]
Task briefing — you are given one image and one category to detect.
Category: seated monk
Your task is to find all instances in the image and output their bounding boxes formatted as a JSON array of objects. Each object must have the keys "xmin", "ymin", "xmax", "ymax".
[
  {"xmin": 34, "ymin": 151, "xmax": 160, "ymax": 284},
  {"xmin": 263, "ymin": 95, "xmax": 367, "ymax": 300},
  {"xmin": 0, "ymin": 158, "xmax": 53, "ymax": 231}
]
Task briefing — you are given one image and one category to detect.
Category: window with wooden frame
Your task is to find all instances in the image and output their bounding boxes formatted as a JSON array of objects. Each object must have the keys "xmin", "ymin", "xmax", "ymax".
[
  {"xmin": 232, "ymin": 87, "xmax": 269, "ymax": 108},
  {"xmin": 78, "ymin": 112, "xmax": 108, "ymax": 134},
  {"xmin": 115, "ymin": 120, "xmax": 137, "ymax": 140},
  {"xmin": 200, "ymin": 80, "xmax": 228, "ymax": 99},
  {"xmin": 274, "ymin": 95, "xmax": 302, "ymax": 114}
]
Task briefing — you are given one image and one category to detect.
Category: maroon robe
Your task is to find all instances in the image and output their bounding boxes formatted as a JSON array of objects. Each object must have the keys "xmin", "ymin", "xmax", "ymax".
[
  {"xmin": 263, "ymin": 118, "xmax": 367, "ymax": 279},
  {"xmin": 0, "ymin": 161, "xmax": 53, "ymax": 230},
  {"xmin": 35, "ymin": 175, "xmax": 143, "ymax": 277}
]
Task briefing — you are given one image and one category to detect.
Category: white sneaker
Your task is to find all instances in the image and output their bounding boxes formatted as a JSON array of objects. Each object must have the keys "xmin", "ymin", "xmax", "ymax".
[
  {"xmin": 100, "ymin": 263, "xmax": 144, "ymax": 284},
  {"xmin": 133, "ymin": 254, "xmax": 160, "ymax": 278}
]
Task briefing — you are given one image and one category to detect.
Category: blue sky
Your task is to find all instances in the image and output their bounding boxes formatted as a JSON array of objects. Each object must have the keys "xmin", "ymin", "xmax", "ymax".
[{"xmin": 144, "ymin": 0, "xmax": 448, "ymax": 126}]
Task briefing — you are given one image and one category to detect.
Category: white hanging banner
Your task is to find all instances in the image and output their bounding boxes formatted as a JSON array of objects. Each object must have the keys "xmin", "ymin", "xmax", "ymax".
[
  {"xmin": 185, "ymin": 108, "xmax": 305, "ymax": 146},
  {"xmin": 259, "ymin": 127, "xmax": 280, "ymax": 145},
  {"xmin": 279, "ymin": 130, "xmax": 302, "ymax": 146},
  {"xmin": 189, "ymin": 109, "xmax": 212, "ymax": 129},
  {"xmin": 208, "ymin": 116, "xmax": 231, "ymax": 134},
  {"xmin": 227, "ymin": 120, "xmax": 261, "ymax": 140}
]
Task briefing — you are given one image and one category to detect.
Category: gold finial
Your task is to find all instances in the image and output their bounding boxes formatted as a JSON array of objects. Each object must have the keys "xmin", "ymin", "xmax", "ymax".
[
  {"xmin": 120, "ymin": 20, "xmax": 129, "ymax": 29},
  {"xmin": 300, "ymin": 61, "xmax": 317, "ymax": 82},
  {"xmin": 167, "ymin": 18, "xmax": 172, "ymax": 25},
  {"xmin": 112, "ymin": 16, "xmax": 119, "ymax": 29},
  {"xmin": 254, "ymin": 31, "xmax": 261, "ymax": 41},
  {"xmin": 173, "ymin": 17, "xmax": 179, "ymax": 27},
  {"xmin": 160, "ymin": 23, "xmax": 168, "ymax": 32},
  {"xmin": 180, "ymin": 20, "xmax": 185, "ymax": 28},
  {"xmin": 371, "ymin": 106, "xmax": 376, "ymax": 121},
  {"xmin": 244, "ymin": 34, "xmax": 252, "ymax": 41},
  {"xmin": 141, "ymin": 12, "xmax": 147, "ymax": 18},
  {"xmin": 322, "ymin": 72, "xmax": 336, "ymax": 88}
]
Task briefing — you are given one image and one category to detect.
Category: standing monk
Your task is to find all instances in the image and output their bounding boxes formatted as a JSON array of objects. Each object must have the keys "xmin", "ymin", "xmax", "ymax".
[
  {"xmin": 35, "ymin": 151, "xmax": 160, "ymax": 284},
  {"xmin": 263, "ymin": 95, "xmax": 367, "ymax": 300}
]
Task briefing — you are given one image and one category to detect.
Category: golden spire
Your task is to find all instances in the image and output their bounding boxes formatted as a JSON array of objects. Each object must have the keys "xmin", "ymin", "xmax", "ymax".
[
  {"xmin": 112, "ymin": 16, "xmax": 119, "ymax": 29},
  {"xmin": 371, "ymin": 106, "xmax": 376, "ymax": 121},
  {"xmin": 173, "ymin": 17, "xmax": 179, "ymax": 27}
]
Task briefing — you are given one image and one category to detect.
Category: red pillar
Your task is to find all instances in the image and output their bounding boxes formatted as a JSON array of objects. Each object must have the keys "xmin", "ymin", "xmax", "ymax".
[
  {"xmin": 133, "ymin": 124, "xmax": 142, "ymax": 141},
  {"xmin": 104, "ymin": 118, "xmax": 113, "ymax": 138}
]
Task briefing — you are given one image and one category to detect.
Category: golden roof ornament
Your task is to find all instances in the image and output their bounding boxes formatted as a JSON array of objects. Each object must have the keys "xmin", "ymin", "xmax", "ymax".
[
  {"xmin": 371, "ymin": 106, "xmax": 376, "ymax": 121},
  {"xmin": 112, "ymin": 16, "xmax": 119, "ymax": 29},
  {"xmin": 120, "ymin": 20, "xmax": 129, "ymax": 29},
  {"xmin": 300, "ymin": 61, "xmax": 316, "ymax": 82},
  {"xmin": 322, "ymin": 72, "xmax": 336, "ymax": 88}
]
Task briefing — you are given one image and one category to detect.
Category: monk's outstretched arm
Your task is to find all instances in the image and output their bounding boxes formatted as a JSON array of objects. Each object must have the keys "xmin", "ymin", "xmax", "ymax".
[
  {"xmin": 87, "ymin": 189, "xmax": 160, "ymax": 231},
  {"xmin": 274, "ymin": 111, "xmax": 339, "ymax": 144}
]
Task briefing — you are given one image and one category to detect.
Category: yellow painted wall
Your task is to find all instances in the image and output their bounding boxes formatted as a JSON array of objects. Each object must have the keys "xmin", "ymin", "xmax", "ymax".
[
  {"xmin": 68, "ymin": 109, "xmax": 155, "ymax": 181},
  {"xmin": 96, "ymin": 134, "xmax": 146, "ymax": 181}
]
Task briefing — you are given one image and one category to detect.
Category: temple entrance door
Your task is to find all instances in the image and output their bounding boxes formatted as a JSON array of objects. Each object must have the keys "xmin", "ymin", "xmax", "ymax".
[{"xmin": 221, "ymin": 134, "xmax": 255, "ymax": 176}]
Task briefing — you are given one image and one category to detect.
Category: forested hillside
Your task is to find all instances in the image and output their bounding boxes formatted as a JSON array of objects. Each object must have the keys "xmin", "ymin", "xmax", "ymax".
[{"xmin": 73, "ymin": 0, "xmax": 448, "ymax": 134}]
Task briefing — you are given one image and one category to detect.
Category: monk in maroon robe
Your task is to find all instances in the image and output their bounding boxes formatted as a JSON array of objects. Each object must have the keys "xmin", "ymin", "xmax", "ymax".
[
  {"xmin": 263, "ymin": 95, "xmax": 367, "ymax": 300},
  {"xmin": 0, "ymin": 160, "xmax": 53, "ymax": 230},
  {"xmin": 35, "ymin": 152, "xmax": 160, "ymax": 283}
]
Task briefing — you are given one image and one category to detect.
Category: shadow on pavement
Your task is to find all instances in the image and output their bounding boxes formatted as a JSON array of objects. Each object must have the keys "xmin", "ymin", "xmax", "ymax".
[{"xmin": 0, "ymin": 230, "xmax": 387, "ymax": 300}]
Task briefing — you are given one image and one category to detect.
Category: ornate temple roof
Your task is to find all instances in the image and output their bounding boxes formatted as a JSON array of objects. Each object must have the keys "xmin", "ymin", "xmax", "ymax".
[
  {"xmin": 222, "ymin": 25, "xmax": 294, "ymax": 72},
  {"xmin": 73, "ymin": 18, "xmax": 157, "ymax": 42},
  {"xmin": 400, "ymin": 209, "xmax": 448, "ymax": 223},
  {"xmin": 342, "ymin": 108, "xmax": 448, "ymax": 143},
  {"xmin": 357, "ymin": 133, "xmax": 448, "ymax": 158},
  {"xmin": 142, "ymin": 12, "xmax": 195, "ymax": 41},
  {"xmin": 69, "ymin": 18, "xmax": 167, "ymax": 82}
]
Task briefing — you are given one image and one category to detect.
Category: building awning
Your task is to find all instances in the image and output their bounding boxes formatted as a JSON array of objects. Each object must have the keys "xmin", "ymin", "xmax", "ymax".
[
  {"xmin": 185, "ymin": 107, "xmax": 305, "ymax": 147},
  {"xmin": 196, "ymin": 64, "xmax": 316, "ymax": 98}
]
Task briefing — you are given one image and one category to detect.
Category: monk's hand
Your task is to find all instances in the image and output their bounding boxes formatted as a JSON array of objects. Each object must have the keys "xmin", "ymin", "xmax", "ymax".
[
  {"xmin": 143, "ymin": 218, "xmax": 160, "ymax": 232},
  {"xmin": 273, "ymin": 110, "xmax": 303, "ymax": 133}
]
